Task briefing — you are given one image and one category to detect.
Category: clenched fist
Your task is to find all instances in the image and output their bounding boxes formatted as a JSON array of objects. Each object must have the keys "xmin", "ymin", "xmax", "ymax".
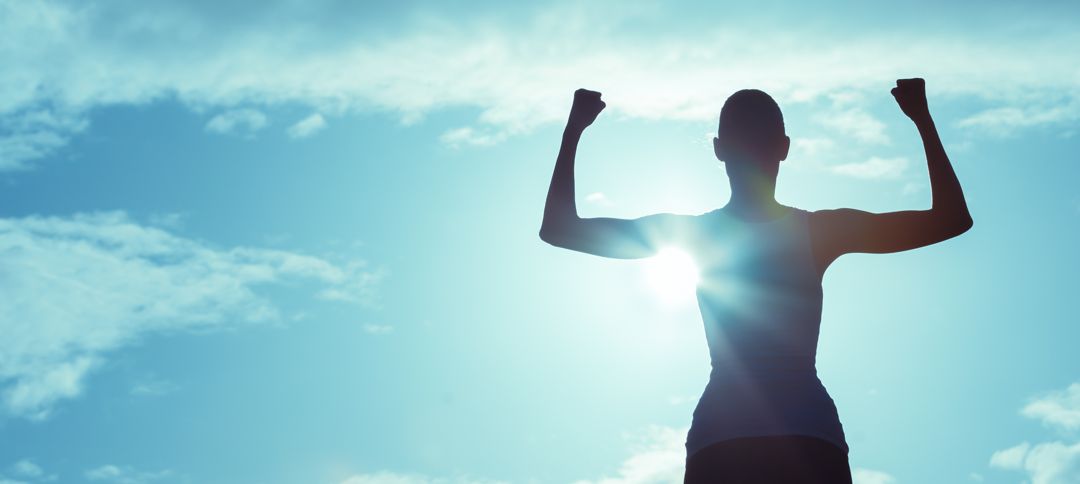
[
  {"xmin": 891, "ymin": 78, "xmax": 930, "ymax": 122},
  {"xmin": 567, "ymin": 88, "xmax": 606, "ymax": 132}
]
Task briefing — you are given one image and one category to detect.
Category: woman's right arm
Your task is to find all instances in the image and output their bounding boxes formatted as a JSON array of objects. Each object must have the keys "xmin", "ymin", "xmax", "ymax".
[
  {"xmin": 810, "ymin": 78, "xmax": 973, "ymax": 272},
  {"xmin": 540, "ymin": 89, "xmax": 681, "ymax": 260}
]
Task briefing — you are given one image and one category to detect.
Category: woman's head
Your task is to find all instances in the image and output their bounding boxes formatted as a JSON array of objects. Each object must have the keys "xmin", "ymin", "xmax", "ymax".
[{"xmin": 713, "ymin": 89, "xmax": 790, "ymax": 165}]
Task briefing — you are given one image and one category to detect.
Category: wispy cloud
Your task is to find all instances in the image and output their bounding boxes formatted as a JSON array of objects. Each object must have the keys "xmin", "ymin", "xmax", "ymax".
[
  {"xmin": 337, "ymin": 424, "xmax": 896, "ymax": 484},
  {"xmin": 7, "ymin": 460, "xmax": 54, "ymax": 482},
  {"xmin": 362, "ymin": 323, "xmax": 394, "ymax": 335},
  {"xmin": 287, "ymin": 113, "xmax": 327, "ymax": 139},
  {"xmin": 1023, "ymin": 383, "xmax": 1080, "ymax": 431},
  {"xmin": 991, "ymin": 442, "xmax": 1031, "ymax": 469},
  {"xmin": 1, "ymin": 1, "xmax": 1078, "ymax": 167},
  {"xmin": 572, "ymin": 425, "xmax": 687, "ymax": 484},
  {"xmin": 129, "ymin": 376, "xmax": 180, "ymax": 398},
  {"xmin": 666, "ymin": 395, "xmax": 696, "ymax": 406},
  {"xmin": 991, "ymin": 382, "xmax": 1080, "ymax": 483},
  {"xmin": 817, "ymin": 109, "xmax": 889, "ymax": 144},
  {"xmin": 852, "ymin": 468, "xmax": 896, "ymax": 484},
  {"xmin": 958, "ymin": 102, "xmax": 1080, "ymax": 136},
  {"xmin": 991, "ymin": 441, "xmax": 1080, "ymax": 484},
  {"xmin": 0, "ymin": 212, "xmax": 381, "ymax": 419},
  {"xmin": 585, "ymin": 192, "xmax": 615, "ymax": 207},
  {"xmin": 339, "ymin": 472, "xmax": 505, "ymax": 484},
  {"xmin": 336, "ymin": 427, "xmax": 686, "ymax": 484},
  {"xmin": 0, "ymin": 109, "xmax": 87, "ymax": 171},
  {"xmin": 439, "ymin": 127, "xmax": 506, "ymax": 148},
  {"xmin": 85, "ymin": 465, "xmax": 172, "ymax": 484},
  {"xmin": 205, "ymin": 109, "xmax": 268, "ymax": 137},
  {"xmin": 829, "ymin": 156, "xmax": 909, "ymax": 179},
  {"xmin": 568, "ymin": 424, "xmax": 894, "ymax": 484},
  {"xmin": 792, "ymin": 137, "xmax": 836, "ymax": 157},
  {"xmin": 901, "ymin": 181, "xmax": 924, "ymax": 196}
]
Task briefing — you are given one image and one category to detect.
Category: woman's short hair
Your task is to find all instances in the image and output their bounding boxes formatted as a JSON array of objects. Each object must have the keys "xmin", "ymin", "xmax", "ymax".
[{"xmin": 718, "ymin": 89, "xmax": 786, "ymax": 147}]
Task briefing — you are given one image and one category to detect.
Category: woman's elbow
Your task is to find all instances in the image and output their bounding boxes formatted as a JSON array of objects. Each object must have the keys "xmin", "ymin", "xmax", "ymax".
[
  {"xmin": 539, "ymin": 227, "xmax": 554, "ymax": 244},
  {"xmin": 953, "ymin": 205, "xmax": 974, "ymax": 233},
  {"xmin": 930, "ymin": 206, "xmax": 973, "ymax": 238},
  {"xmin": 539, "ymin": 224, "xmax": 565, "ymax": 247},
  {"xmin": 539, "ymin": 215, "xmax": 581, "ymax": 247},
  {"xmin": 944, "ymin": 212, "xmax": 973, "ymax": 239},
  {"xmin": 958, "ymin": 213, "xmax": 973, "ymax": 234}
]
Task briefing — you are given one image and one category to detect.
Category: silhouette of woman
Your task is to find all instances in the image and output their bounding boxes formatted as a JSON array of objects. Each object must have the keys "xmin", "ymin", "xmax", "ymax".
[{"xmin": 540, "ymin": 80, "xmax": 972, "ymax": 483}]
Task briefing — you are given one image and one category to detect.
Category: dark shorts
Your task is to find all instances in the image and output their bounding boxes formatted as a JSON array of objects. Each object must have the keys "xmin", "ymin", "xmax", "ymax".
[{"xmin": 683, "ymin": 435, "xmax": 852, "ymax": 484}]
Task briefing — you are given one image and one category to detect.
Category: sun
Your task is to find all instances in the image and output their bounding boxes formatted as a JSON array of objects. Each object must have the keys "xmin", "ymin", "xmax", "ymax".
[{"xmin": 643, "ymin": 247, "xmax": 700, "ymax": 302}]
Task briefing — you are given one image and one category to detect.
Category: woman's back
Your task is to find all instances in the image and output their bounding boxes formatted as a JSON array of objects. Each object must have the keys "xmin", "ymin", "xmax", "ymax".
[
  {"xmin": 681, "ymin": 206, "xmax": 847, "ymax": 459},
  {"xmin": 693, "ymin": 206, "xmax": 823, "ymax": 361}
]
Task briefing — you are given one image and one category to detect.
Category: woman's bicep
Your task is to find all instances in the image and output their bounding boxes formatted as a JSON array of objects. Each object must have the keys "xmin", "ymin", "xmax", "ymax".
[
  {"xmin": 540, "ymin": 213, "xmax": 683, "ymax": 259},
  {"xmin": 812, "ymin": 208, "xmax": 965, "ymax": 259}
]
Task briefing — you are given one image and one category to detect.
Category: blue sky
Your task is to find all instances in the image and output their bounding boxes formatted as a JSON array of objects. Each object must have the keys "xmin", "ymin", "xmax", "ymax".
[{"xmin": 1, "ymin": 1, "xmax": 1079, "ymax": 483}]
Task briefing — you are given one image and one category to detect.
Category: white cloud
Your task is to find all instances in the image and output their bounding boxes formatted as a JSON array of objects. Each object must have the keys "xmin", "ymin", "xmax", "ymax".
[
  {"xmin": 852, "ymin": 468, "xmax": 895, "ymax": 484},
  {"xmin": 666, "ymin": 395, "xmax": 696, "ymax": 406},
  {"xmin": 341, "ymin": 426, "xmax": 895, "ymax": 484},
  {"xmin": 829, "ymin": 156, "xmax": 909, "ymax": 179},
  {"xmin": 339, "ymin": 427, "xmax": 682, "ymax": 484},
  {"xmin": 204, "ymin": 108, "xmax": 267, "ymax": 136},
  {"xmin": 341, "ymin": 474, "xmax": 429, "ymax": 484},
  {"xmin": 991, "ymin": 442, "xmax": 1031, "ymax": 469},
  {"xmin": 85, "ymin": 465, "xmax": 172, "ymax": 484},
  {"xmin": 1023, "ymin": 443, "xmax": 1080, "ymax": 484},
  {"xmin": 901, "ymin": 181, "xmax": 924, "ymax": 196},
  {"xmin": 9, "ymin": 461, "xmax": 43, "ymax": 480},
  {"xmin": 573, "ymin": 425, "xmax": 687, "ymax": 484},
  {"xmin": 339, "ymin": 472, "xmax": 504, "ymax": 484},
  {"xmin": 792, "ymin": 137, "xmax": 836, "ymax": 157},
  {"xmin": 0, "ymin": 109, "xmax": 87, "ymax": 170},
  {"xmin": 585, "ymin": 192, "xmax": 614, "ymax": 207},
  {"xmin": 990, "ymin": 441, "xmax": 1080, "ymax": 484},
  {"xmin": 287, "ymin": 113, "xmax": 327, "ymax": 139},
  {"xmin": 362, "ymin": 323, "xmax": 394, "ymax": 335},
  {"xmin": 570, "ymin": 425, "xmax": 897, "ymax": 484},
  {"xmin": 1, "ymin": 1, "xmax": 1079, "ymax": 167},
  {"xmin": 439, "ymin": 127, "xmax": 505, "ymax": 147},
  {"xmin": 992, "ymin": 382, "xmax": 1080, "ymax": 483},
  {"xmin": 129, "ymin": 376, "xmax": 179, "ymax": 397},
  {"xmin": 958, "ymin": 102, "xmax": 1080, "ymax": 136},
  {"xmin": 827, "ymin": 91, "xmax": 867, "ymax": 108},
  {"xmin": 0, "ymin": 212, "xmax": 380, "ymax": 419},
  {"xmin": 1023, "ymin": 382, "xmax": 1080, "ymax": 432},
  {"xmin": 817, "ymin": 109, "xmax": 889, "ymax": 144},
  {"xmin": 146, "ymin": 213, "xmax": 187, "ymax": 230},
  {"xmin": 317, "ymin": 266, "xmax": 384, "ymax": 306}
]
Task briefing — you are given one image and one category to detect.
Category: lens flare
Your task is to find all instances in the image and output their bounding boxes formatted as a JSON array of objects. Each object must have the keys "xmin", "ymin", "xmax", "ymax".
[{"xmin": 643, "ymin": 247, "xmax": 700, "ymax": 303}]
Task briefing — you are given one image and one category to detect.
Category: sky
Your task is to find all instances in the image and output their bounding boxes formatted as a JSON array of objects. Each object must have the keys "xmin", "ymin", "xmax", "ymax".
[{"xmin": 1, "ymin": 0, "xmax": 1079, "ymax": 483}]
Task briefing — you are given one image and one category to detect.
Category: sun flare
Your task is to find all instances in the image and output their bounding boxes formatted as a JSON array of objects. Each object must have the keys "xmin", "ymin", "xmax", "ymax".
[{"xmin": 643, "ymin": 247, "xmax": 700, "ymax": 302}]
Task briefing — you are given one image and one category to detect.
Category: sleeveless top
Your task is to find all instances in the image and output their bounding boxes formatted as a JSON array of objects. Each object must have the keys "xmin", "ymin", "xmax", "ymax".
[{"xmin": 681, "ymin": 206, "xmax": 847, "ymax": 458}]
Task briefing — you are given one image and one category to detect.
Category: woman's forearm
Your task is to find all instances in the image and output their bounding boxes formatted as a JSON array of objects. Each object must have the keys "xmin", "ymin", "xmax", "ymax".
[
  {"xmin": 915, "ymin": 115, "xmax": 972, "ymax": 227},
  {"xmin": 540, "ymin": 88, "xmax": 606, "ymax": 244},
  {"xmin": 540, "ymin": 126, "xmax": 584, "ymax": 237}
]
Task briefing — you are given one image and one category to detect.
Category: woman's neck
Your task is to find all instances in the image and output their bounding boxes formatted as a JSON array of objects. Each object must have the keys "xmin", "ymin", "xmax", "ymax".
[{"xmin": 724, "ymin": 193, "xmax": 787, "ymax": 222}]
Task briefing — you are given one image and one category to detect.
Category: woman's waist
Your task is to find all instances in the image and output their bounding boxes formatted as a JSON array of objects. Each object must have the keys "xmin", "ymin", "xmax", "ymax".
[
  {"xmin": 709, "ymin": 354, "xmax": 818, "ymax": 374},
  {"xmin": 695, "ymin": 374, "xmax": 836, "ymax": 413}
]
